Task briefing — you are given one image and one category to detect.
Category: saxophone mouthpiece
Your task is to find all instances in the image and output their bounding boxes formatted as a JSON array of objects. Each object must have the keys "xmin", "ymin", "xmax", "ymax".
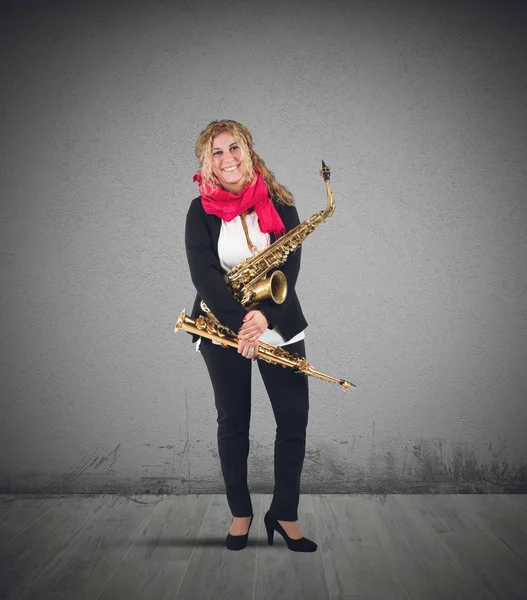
[{"xmin": 320, "ymin": 160, "xmax": 331, "ymax": 181}]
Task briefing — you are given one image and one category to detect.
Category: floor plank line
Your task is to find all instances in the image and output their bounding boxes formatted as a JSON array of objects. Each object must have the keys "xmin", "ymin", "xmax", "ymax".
[
  {"xmin": 0, "ymin": 495, "xmax": 111, "ymax": 599},
  {"xmin": 311, "ymin": 494, "xmax": 335, "ymax": 600},
  {"xmin": 95, "ymin": 495, "xmax": 163, "ymax": 600},
  {"xmin": 16, "ymin": 495, "xmax": 154, "ymax": 600},
  {"xmin": 0, "ymin": 496, "xmax": 63, "ymax": 550},
  {"xmin": 173, "ymin": 493, "xmax": 214, "ymax": 600}
]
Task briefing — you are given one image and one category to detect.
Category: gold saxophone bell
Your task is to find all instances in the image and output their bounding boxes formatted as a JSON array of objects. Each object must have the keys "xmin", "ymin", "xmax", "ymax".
[{"xmin": 243, "ymin": 270, "xmax": 288, "ymax": 306}]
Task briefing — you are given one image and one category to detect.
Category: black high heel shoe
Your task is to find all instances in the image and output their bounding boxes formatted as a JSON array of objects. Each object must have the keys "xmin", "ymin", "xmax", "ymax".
[
  {"xmin": 225, "ymin": 514, "xmax": 254, "ymax": 551},
  {"xmin": 264, "ymin": 510, "xmax": 318, "ymax": 552}
]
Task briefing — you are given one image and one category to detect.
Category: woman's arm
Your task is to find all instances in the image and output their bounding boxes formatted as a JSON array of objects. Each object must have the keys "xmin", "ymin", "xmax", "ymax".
[{"xmin": 185, "ymin": 199, "xmax": 247, "ymax": 334}]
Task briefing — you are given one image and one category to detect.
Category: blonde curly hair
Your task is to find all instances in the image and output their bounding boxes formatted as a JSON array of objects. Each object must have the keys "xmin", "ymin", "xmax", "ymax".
[{"xmin": 194, "ymin": 119, "xmax": 295, "ymax": 206}]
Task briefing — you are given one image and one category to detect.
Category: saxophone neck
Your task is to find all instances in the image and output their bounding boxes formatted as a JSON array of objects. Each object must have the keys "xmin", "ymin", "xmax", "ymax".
[{"xmin": 324, "ymin": 179, "xmax": 335, "ymax": 218}]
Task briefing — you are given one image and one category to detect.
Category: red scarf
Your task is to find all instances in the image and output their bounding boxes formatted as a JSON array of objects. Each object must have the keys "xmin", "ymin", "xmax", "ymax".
[{"xmin": 193, "ymin": 169, "xmax": 286, "ymax": 237}]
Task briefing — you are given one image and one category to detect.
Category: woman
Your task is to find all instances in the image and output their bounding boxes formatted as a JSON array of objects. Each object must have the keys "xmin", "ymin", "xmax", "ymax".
[{"xmin": 185, "ymin": 119, "xmax": 317, "ymax": 552}]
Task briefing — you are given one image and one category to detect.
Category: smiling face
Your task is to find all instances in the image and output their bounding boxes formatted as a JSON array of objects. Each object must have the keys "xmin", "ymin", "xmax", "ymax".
[{"xmin": 210, "ymin": 132, "xmax": 248, "ymax": 193}]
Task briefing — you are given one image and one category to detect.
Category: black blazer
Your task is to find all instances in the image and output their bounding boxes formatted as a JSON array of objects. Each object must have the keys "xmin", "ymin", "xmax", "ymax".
[{"xmin": 184, "ymin": 196, "xmax": 308, "ymax": 343}]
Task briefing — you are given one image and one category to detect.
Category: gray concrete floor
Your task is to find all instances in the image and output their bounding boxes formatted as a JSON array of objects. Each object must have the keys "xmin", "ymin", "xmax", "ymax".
[{"xmin": 0, "ymin": 493, "xmax": 526, "ymax": 599}]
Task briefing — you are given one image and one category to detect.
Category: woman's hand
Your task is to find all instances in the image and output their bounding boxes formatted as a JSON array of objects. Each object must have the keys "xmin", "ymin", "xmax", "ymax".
[
  {"xmin": 237, "ymin": 310, "xmax": 269, "ymax": 359},
  {"xmin": 237, "ymin": 337, "xmax": 260, "ymax": 359},
  {"xmin": 238, "ymin": 310, "xmax": 268, "ymax": 342}
]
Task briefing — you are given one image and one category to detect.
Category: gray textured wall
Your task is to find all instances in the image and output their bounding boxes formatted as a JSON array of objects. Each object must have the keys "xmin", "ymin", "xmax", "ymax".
[{"xmin": 1, "ymin": 0, "xmax": 526, "ymax": 494}]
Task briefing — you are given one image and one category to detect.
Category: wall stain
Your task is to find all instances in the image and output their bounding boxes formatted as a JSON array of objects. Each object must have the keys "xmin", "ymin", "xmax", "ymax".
[
  {"xmin": 10, "ymin": 434, "xmax": 526, "ymax": 494},
  {"xmin": 304, "ymin": 447, "xmax": 347, "ymax": 481},
  {"xmin": 167, "ymin": 390, "xmax": 192, "ymax": 494},
  {"xmin": 40, "ymin": 443, "xmax": 121, "ymax": 493}
]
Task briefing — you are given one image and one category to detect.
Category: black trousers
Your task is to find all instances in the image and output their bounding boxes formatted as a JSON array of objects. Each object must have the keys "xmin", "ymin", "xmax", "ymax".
[{"xmin": 199, "ymin": 337, "xmax": 309, "ymax": 521}]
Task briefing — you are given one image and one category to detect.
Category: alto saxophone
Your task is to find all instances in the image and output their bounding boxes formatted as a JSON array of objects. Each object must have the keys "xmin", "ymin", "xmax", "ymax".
[
  {"xmin": 201, "ymin": 160, "xmax": 336, "ymax": 319},
  {"xmin": 175, "ymin": 310, "xmax": 356, "ymax": 390}
]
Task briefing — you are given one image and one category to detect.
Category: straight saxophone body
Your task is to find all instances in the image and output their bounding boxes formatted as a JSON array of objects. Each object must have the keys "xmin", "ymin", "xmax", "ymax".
[{"xmin": 175, "ymin": 310, "xmax": 356, "ymax": 391}]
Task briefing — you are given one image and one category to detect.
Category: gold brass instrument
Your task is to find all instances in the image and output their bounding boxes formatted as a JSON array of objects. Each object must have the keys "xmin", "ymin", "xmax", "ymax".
[
  {"xmin": 200, "ymin": 160, "xmax": 336, "ymax": 316},
  {"xmin": 175, "ymin": 310, "xmax": 356, "ymax": 391}
]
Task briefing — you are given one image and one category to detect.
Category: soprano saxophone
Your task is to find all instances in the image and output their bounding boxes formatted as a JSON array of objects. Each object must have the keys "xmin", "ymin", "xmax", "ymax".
[
  {"xmin": 200, "ymin": 160, "xmax": 336, "ymax": 319},
  {"xmin": 175, "ymin": 311, "xmax": 356, "ymax": 390}
]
